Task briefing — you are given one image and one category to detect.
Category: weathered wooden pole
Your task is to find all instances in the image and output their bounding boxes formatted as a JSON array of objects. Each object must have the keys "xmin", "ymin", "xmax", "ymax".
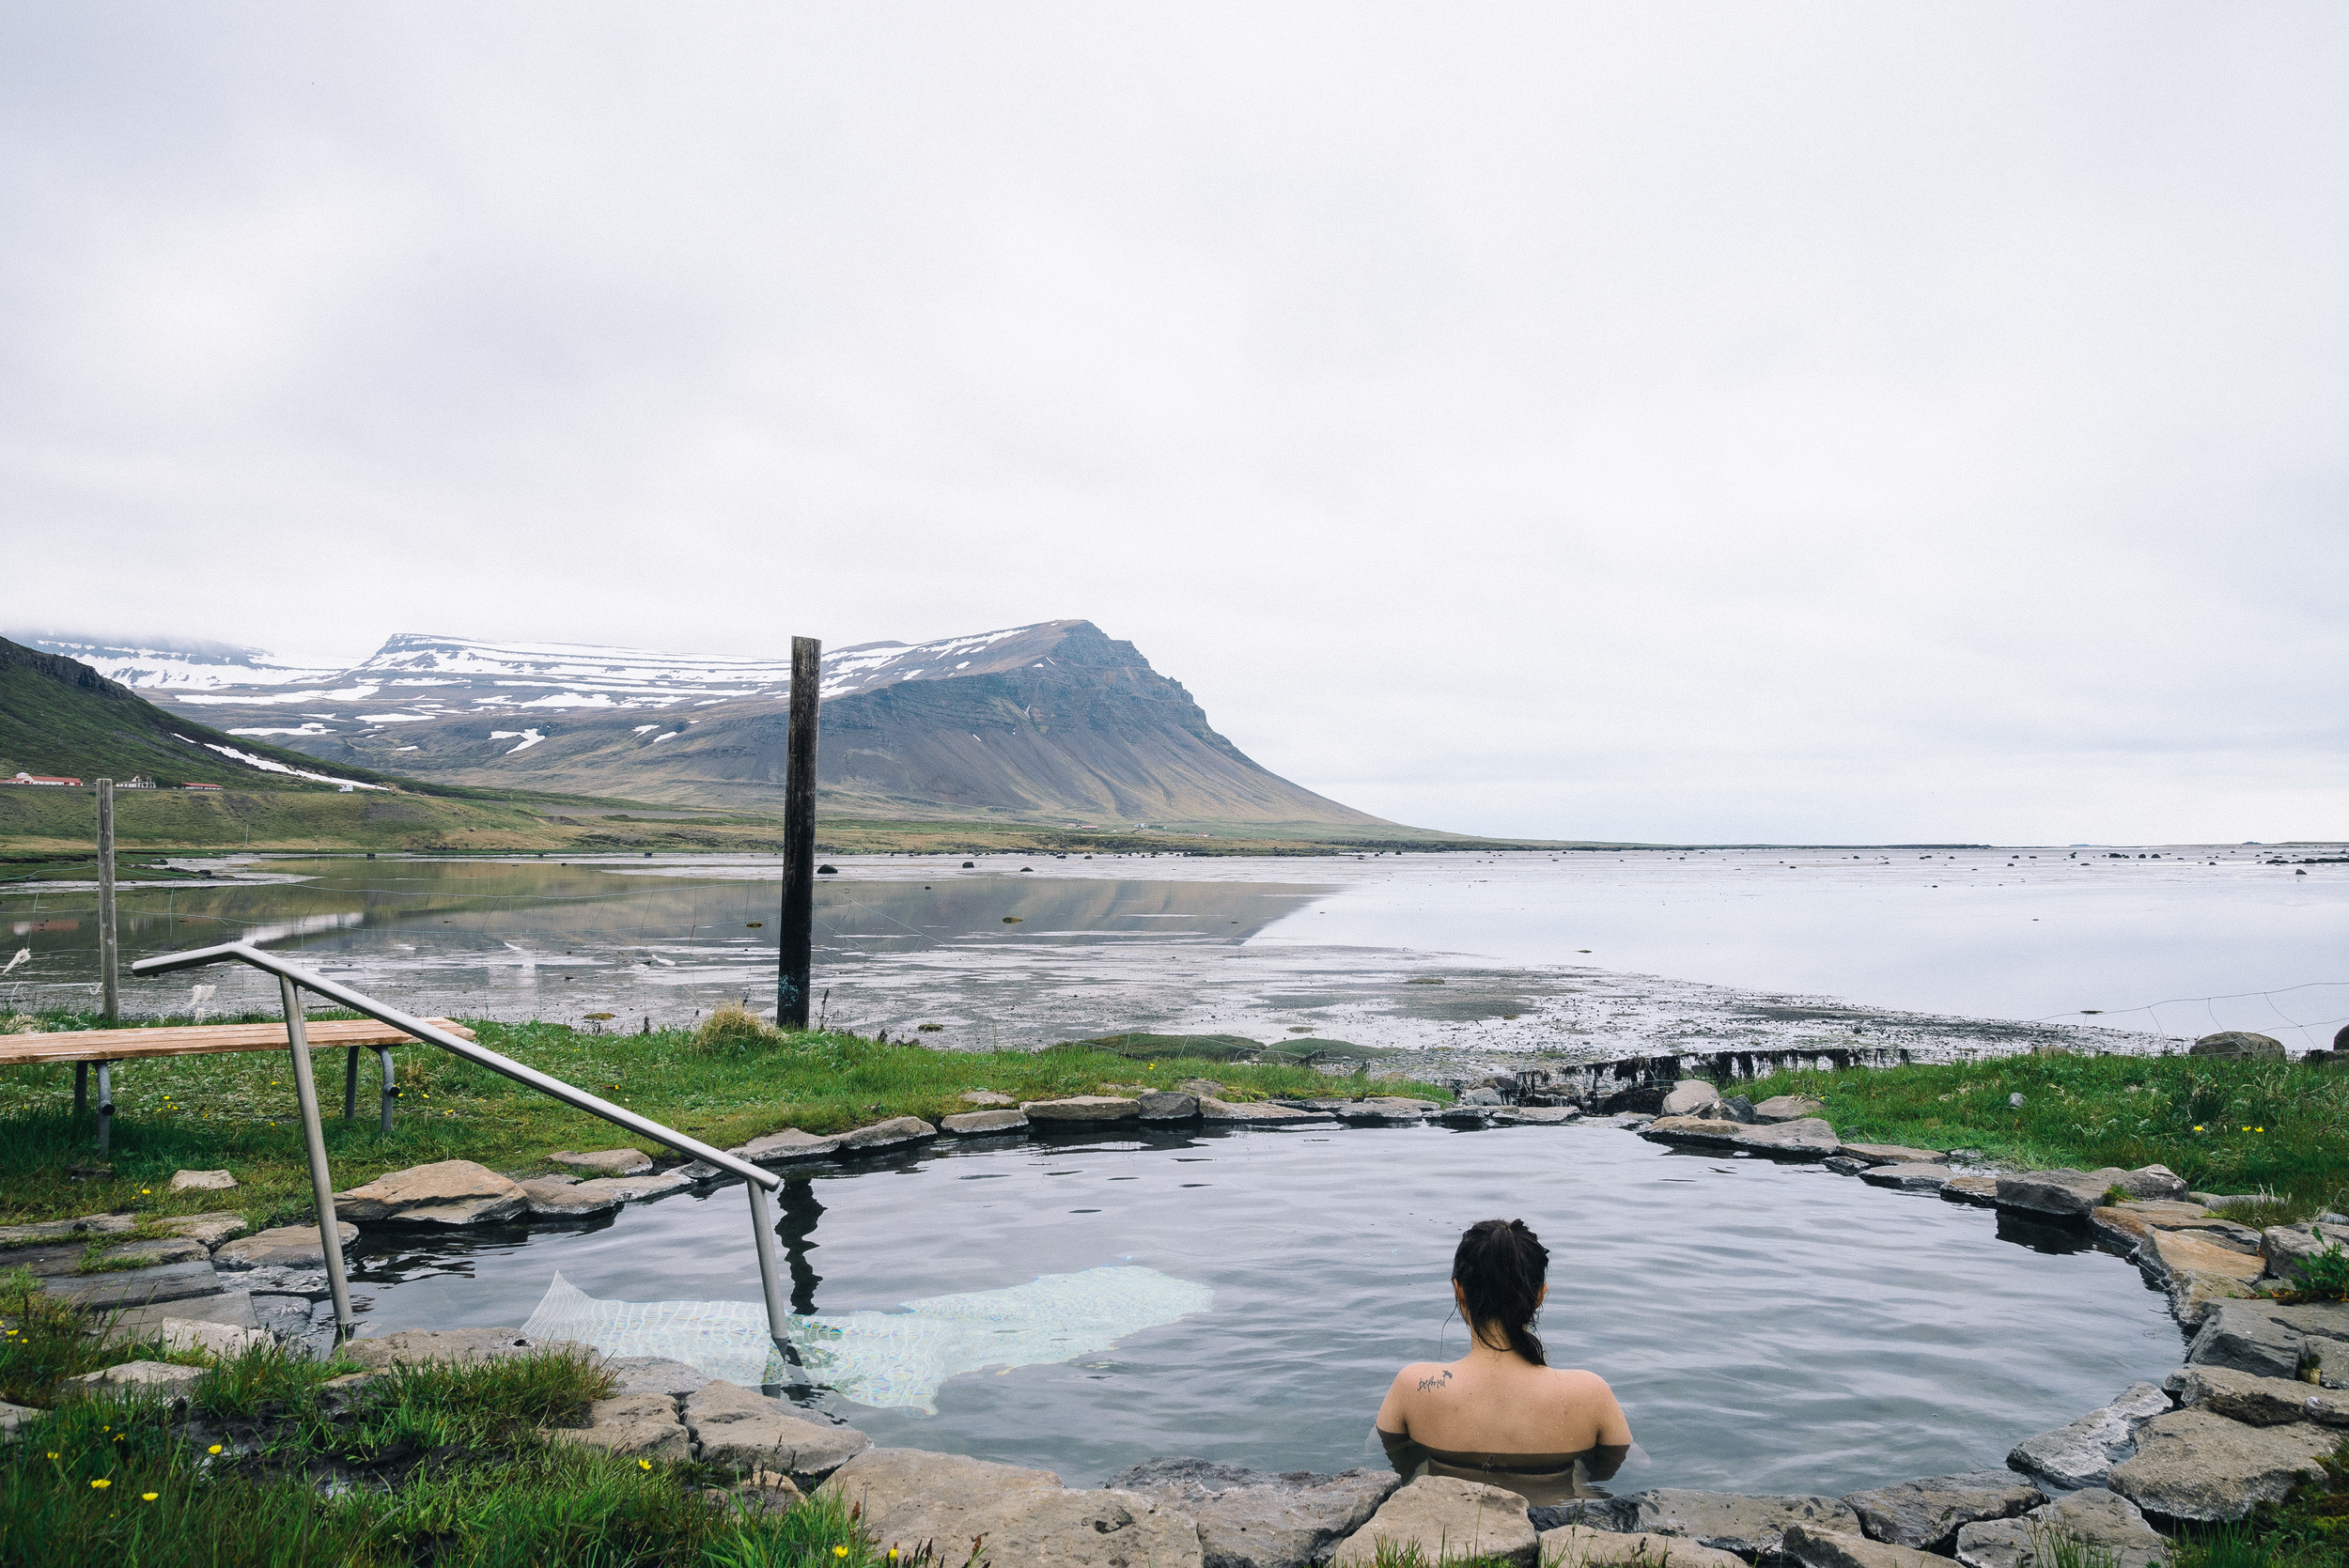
[
  {"xmin": 97, "ymin": 779, "xmax": 118, "ymax": 1022},
  {"xmin": 776, "ymin": 636, "xmax": 821, "ymax": 1030}
]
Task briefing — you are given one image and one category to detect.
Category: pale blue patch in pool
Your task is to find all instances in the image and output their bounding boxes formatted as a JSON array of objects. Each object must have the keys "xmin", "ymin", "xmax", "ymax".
[{"xmin": 521, "ymin": 1264, "xmax": 1214, "ymax": 1413}]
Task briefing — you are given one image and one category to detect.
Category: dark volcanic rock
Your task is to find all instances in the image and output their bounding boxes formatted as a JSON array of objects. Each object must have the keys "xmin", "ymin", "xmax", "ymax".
[{"xmin": 1841, "ymin": 1471, "xmax": 2045, "ymax": 1553}]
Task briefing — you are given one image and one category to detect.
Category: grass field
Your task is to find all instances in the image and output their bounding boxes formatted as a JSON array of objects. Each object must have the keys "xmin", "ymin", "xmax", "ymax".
[
  {"xmin": 1736, "ymin": 1050, "xmax": 2349, "ymax": 1219},
  {"xmin": 0, "ymin": 1009, "xmax": 1436, "ymax": 1231}
]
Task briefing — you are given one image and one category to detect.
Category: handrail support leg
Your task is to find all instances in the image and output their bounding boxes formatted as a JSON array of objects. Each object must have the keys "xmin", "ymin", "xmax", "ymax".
[
  {"xmin": 344, "ymin": 1047, "xmax": 359, "ymax": 1121},
  {"xmin": 95, "ymin": 1062, "xmax": 112, "ymax": 1155},
  {"xmin": 279, "ymin": 977, "xmax": 354, "ymax": 1341},
  {"xmin": 745, "ymin": 1180, "xmax": 792, "ymax": 1372},
  {"xmin": 379, "ymin": 1048, "xmax": 396, "ymax": 1136}
]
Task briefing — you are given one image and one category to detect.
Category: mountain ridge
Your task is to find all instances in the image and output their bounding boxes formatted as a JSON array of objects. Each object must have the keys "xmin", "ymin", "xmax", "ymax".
[{"xmin": 13, "ymin": 621, "xmax": 1390, "ymax": 829}]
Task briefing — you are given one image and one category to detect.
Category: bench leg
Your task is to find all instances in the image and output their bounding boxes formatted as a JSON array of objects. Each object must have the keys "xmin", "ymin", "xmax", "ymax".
[
  {"xmin": 379, "ymin": 1048, "xmax": 397, "ymax": 1136},
  {"xmin": 95, "ymin": 1062, "xmax": 112, "ymax": 1155},
  {"xmin": 344, "ymin": 1047, "xmax": 359, "ymax": 1121},
  {"xmin": 74, "ymin": 1061, "xmax": 86, "ymax": 1115}
]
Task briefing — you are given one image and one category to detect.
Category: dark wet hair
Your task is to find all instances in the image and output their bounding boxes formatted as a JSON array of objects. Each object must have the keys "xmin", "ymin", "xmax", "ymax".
[{"xmin": 1453, "ymin": 1219, "xmax": 1549, "ymax": 1364}]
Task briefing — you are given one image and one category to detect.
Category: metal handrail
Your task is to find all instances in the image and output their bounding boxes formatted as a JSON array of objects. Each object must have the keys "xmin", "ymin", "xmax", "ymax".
[{"xmin": 131, "ymin": 940, "xmax": 791, "ymax": 1354}]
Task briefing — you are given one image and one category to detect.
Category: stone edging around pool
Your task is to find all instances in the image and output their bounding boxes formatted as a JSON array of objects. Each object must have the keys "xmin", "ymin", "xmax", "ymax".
[{"xmin": 30, "ymin": 1082, "xmax": 2349, "ymax": 1560}]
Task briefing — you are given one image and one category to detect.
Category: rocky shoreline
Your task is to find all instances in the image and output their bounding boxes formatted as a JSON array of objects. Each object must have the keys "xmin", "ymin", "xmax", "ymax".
[{"xmin": 16, "ymin": 1080, "xmax": 2347, "ymax": 1564}]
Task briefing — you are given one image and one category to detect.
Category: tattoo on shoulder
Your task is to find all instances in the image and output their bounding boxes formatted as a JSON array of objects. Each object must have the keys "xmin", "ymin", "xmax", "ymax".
[{"xmin": 1416, "ymin": 1370, "xmax": 1454, "ymax": 1393}]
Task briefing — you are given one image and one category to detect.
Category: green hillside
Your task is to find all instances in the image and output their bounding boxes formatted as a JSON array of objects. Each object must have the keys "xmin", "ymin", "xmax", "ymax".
[{"xmin": 0, "ymin": 636, "xmax": 411, "ymax": 791}]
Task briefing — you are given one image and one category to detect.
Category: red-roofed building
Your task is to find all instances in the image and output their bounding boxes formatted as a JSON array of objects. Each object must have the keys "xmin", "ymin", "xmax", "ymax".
[{"xmin": 6, "ymin": 772, "xmax": 83, "ymax": 786}]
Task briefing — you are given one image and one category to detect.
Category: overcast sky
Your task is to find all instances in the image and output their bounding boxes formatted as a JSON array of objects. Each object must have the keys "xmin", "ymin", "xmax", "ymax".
[{"xmin": 5, "ymin": 5, "xmax": 2343, "ymax": 844}]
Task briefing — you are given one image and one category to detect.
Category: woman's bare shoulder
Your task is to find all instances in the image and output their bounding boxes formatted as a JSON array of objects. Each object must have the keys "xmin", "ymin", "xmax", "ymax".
[
  {"xmin": 1388, "ymin": 1360, "xmax": 1461, "ymax": 1396},
  {"xmin": 1545, "ymin": 1367, "xmax": 1618, "ymax": 1398}
]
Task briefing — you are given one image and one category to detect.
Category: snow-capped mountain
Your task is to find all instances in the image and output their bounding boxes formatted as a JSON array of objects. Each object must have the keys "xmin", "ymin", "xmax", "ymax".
[
  {"xmin": 6, "ymin": 633, "xmax": 346, "ymax": 691},
  {"xmin": 19, "ymin": 621, "xmax": 1385, "ymax": 828}
]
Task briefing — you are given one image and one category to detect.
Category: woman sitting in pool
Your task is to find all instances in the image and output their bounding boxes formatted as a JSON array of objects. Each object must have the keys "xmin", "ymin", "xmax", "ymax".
[{"xmin": 1375, "ymin": 1218, "xmax": 1632, "ymax": 1504}]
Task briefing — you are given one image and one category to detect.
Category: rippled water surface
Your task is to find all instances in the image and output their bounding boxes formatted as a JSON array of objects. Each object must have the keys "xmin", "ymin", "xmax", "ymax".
[{"xmin": 344, "ymin": 1123, "xmax": 2180, "ymax": 1495}]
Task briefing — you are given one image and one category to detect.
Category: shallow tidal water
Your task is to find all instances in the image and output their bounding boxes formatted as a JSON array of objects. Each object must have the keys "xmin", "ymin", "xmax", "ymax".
[
  {"xmin": 7, "ymin": 846, "xmax": 2345, "ymax": 1056},
  {"xmin": 343, "ymin": 1122, "xmax": 2181, "ymax": 1496}
]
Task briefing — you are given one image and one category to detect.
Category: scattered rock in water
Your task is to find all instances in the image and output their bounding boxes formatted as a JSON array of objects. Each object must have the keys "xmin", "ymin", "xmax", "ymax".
[
  {"xmin": 942, "ymin": 1109, "xmax": 1031, "ymax": 1135},
  {"xmin": 1859, "ymin": 1164, "xmax": 1953, "ymax": 1192},
  {"xmin": 836, "ymin": 1116, "xmax": 937, "ymax": 1152},
  {"xmin": 551, "ymin": 1390, "xmax": 692, "ymax": 1462},
  {"xmin": 2108, "ymin": 1406, "xmax": 2339, "ymax": 1522},
  {"xmin": 342, "ymin": 1327, "xmax": 555, "ymax": 1371},
  {"xmin": 212, "ymin": 1222, "xmax": 359, "ymax": 1271},
  {"xmin": 683, "ymin": 1380, "xmax": 869, "ymax": 1483},
  {"xmin": 2191, "ymin": 1032, "xmax": 2285, "ymax": 1060},
  {"xmin": 959, "ymin": 1090, "xmax": 1016, "ymax": 1107},
  {"xmin": 1589, "ymin": 1490, "xmax": 1862, "ymax": 1560},
  {"xmin": 1330, "ymin": 1476, "xmax": 1536, "ymax": 1568},
  {"xmin": 821, "ymin": 1449, "xmax": 1204, "ymax": 1568},
  {"xmin": 1108, "ymin": 1456, "xmax": 1398, "ymax": 1568},
  {"xmin": 169, "ymin": 1169, "xmax": 237, "ymax": 1191},
  {"xmin": 1750, "ymin": 1095, "xmax": 1825, "ymax": 1124},
  {"xmin": 1953, "ymin": 1488, "xmax": 2168, "ymax": 1568},
  {"xmin": 1783, "ymin": 1524, "xmax": 1944, "ymax": 1568},
  {"xmin": 334, "ymin": 1159, "xmax": 528, "ymax": 1226},
  {"xmin": 549, "ymin": 1149, "xmax": 654, "ymax": 1176},
  {"xmin": 1641, "ymin": 1116, "xmax": 1840, "ymax": 1159},
  {"xmin": 1719, "ymin": 1094, "xmax": 1758, "ymax": 1124},
  {"xmin": 1839, "ymin": 1471, "xmax": 2043, "ymax": 1554},
  {"xmin": 2167, "ymin": 1364, "xmax": 2349, "ymax": 1427},
  {"xmin": 2005, "ymin": 1382, "xmax": 2170, "ymax": 1490},
  {"xmin": 62, "ymin": 1359, "xmax": 205, "ymax": 1402},
  {"xmin": 1659, "ymin": 1080, "xmax": 1724, "ymax": 1118},
  {"xmin": 1995, "ymin": 1169, "xmax": 2133, "ymax": 1219},
  {"xmin": 2187, "ymin": 1298, "xmax": 2349, "ymax": 1382},
  {"xmin": 1140, "ymin": 1091, "xmax": 1201, "ymax": 1121},
  {"xmin": 1540, "ymin": 1527, "xmax": 1744, "ymax": 1568},
  {"xmin": 1023, "ymin": 1095, "xmax": 1142, "ymax": 1123},
  {"xmin": 1490, "ymin": 1106, "xmax": 1580, "ymax": 1126}
]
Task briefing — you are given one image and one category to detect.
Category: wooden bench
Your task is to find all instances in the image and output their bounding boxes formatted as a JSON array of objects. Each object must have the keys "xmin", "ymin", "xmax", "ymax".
[{"xmin": 0, "ymin": 1017, "xmax": 476, "ymax": 1147}]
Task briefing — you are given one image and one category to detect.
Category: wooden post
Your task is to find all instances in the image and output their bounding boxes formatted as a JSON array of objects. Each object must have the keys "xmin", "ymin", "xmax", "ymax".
[
  {"xmin": 97, "ymin": 779, "xmax": 118, "ymax": 1023},
  {"xmin": 777, "ymin": 636, "xmax": 820, "ymax": 1030}
]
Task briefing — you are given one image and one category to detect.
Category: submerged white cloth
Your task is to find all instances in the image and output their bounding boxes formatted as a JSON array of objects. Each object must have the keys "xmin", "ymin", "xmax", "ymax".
[{"xmin": 520, "ymin": 1264, "xmax": 1214, "ymax": 1413}]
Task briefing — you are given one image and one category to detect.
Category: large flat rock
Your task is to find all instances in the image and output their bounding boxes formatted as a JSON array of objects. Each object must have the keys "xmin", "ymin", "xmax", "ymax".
[
  {"xmin": 1491, "ymin": 1106, "xmax": 1581, "ymax": 1126},
  {"xmin": 1859, "ymin": 1164, "xmax": 1954, "ymax": 1192},
  {"xmin": 735, "ymin": 1127, "xmax": 844, "ymax": 1163},
  {"xmin": 334, "ymin": 1159, "xmax": 528, "ymax": 1225},
  {"xmin": 1608, "ymin": 1490, "xmax": 1862, "ymax": 1560},
  {"xmin": 521, "ymin": 1171, "xmax": 691, "ymax": 1217},
  {"xmin": 161, "ymin": 1214, "xmax": 250, "ymax": 1248},
  {"xmin": 213, "ymin": 1221, "xmax": 358, "ymax": 1270},
  {"xmin": 1109, "ymin": 1457, "xmax": 1398, "ymax": 1568},
  {"xmin": 1752, "ymin": 1095, "xmax": 1825, "ymax": 1124},
  {"xmin": 39, "ymin": 1259, "xmax": 222, "ymax": 1309},
  {"xmin": 1332, "ymin": 1097, "xmax": 1438, "ymax": 1126},
  {"xmin": 62, "ymin": 1359, "xmax": 205, "ymax": 1402},
  {"xmin": 1997, "ymin": 1169, "xmax": 2130, "ymax": 1219},
  {"xmin": 836, "ymin": 1116, "xmax": 936, "ymax": 1152},
  {"xmin": 1839, "ymin": 1143, "xmax": 1944, "ymax": 1166},
  {"xmin": 1023, "ymin": 1095, "xmax": 1142, "ymax": 1123},
  {"xmin": 1660, "ymin": 1080, "xmax": 1725, "ymax": 1117},
  {"xmin": 1542, "ymin": 1526, "xmax": 1745, "ymax": 1568},
  {"xmin": 942, "ymin": 1109, "xmax": 1031, "ymax": 1135},
  {"xmin": 2006, "ymin": 1382, "xmax": 2170, "ymax": 1490},
  {"xmin": 1139, "ymin": 1092, "xmax": 1200, "ymax": 1121},
  {"xmin": 1641, "ymin": 1117, "xmax": 1841, "ymax": 1159},
  {"xmin": 1841, "ymin": 1470, "xmax": 2044, "ymax": 1553},
  {"xmin": 1330, "ymin": 1475, "xmax": 1536, "ymax": 1568},
  {"xmin": 112, "ymin": 1290, "xmax": 258, "ymax": 1338},
  {"xmin": 549, "ymin": 1148, "xmax": 653, "ymax": 1176},
  {"xmin": 822, "ymin": 1449, "xmax": 1204, "ymax": 1568},
  {"xmin": 602, "ymin": 1355, "xmax": 717, "ymax": 1398},
  {"xmin": 1953, "ymin": 1489, "xmax": 2168, "ymax": 1568},
  {"xmin": 2107, "ymin": 1407, "xmax": 2338, "ymax": 1523},
  {"xmin": 2167, "ymin": 1364, "xmax": 2349, "ymax": 1427},
  {"xmin": 2187, "ymin": 1298, "xmax": 2349, "ymax": 1382},
  {"xmin": 551, "ymin": 1390, "xmax": 691, "ymax": 1462},
  {"xmin": 1199, "ymin": 1097, "xmax": 1320, "ymax": 1124},
  {"xmin": 1784, "ymin": 1524, "xmax": 1945, "ymax": 1568},
  {"xmin": 682, "ymin": 1379, "xmax": 868, "ymax": 1483}
]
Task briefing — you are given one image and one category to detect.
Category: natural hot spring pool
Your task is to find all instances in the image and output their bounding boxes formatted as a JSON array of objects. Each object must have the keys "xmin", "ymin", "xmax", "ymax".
[{"xmin": 341, "ymin": 1124, "xmax": 2182, "ymax": 1496}]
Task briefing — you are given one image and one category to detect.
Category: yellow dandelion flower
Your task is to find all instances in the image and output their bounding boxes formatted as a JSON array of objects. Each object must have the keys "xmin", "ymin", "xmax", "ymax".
[
  {"xmin": 142, "ymin": 1492, "xmax": 159, "ymax": 1501},
  {"xmin": 833, "ymin": 1548, "xmax": 850, "ymax": 1560},
  {"xmin": 208, "ymin": 1445, "xmax": 223, "ymax": 1455},
  {"xmin": 638, "ymin": 1459, "xmax": 652, "ymax": 1470},
  {"xmin": 91, "ymin": 1479, "xmax": 111, "ymax": 1490}
]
